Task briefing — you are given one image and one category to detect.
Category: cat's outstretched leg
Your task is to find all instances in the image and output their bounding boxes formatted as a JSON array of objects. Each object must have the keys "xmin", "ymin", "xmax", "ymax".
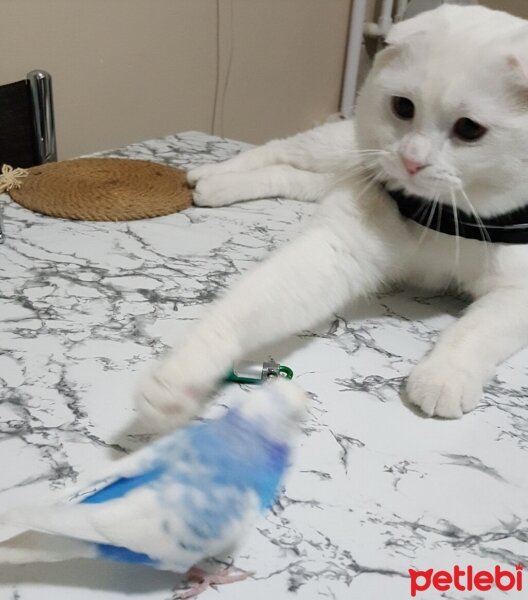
[
  {"xmin": 187, "ymin": 120, "xmax": 356, "ymax": 186},
  {"xmin": 136, "ymin": 188, "xmax": 400, "ymax": 430},
  {"xmin": 407, "ymin": 286, "xmax": 528, "ymax": 418},
  {"xmin": 193, "ymin": 166, "xmax": 334, "ymax": 207}
]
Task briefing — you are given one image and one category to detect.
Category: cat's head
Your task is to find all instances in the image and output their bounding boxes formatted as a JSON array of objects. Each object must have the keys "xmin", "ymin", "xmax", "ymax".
[{"xmin": 355, "ymin": 4, "xmax": 528, "ymax": 216}]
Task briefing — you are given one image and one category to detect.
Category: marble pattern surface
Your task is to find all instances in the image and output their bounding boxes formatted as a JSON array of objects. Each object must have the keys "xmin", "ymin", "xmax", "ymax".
[{"xmin": 0, "ymin": 132, "xmax": 526, "ymax": 600}]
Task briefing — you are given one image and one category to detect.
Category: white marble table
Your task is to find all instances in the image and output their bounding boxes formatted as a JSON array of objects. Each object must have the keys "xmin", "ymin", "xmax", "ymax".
[{"xmin": 0, "ymin": 132, "xmax": 526, "ymax": 600}]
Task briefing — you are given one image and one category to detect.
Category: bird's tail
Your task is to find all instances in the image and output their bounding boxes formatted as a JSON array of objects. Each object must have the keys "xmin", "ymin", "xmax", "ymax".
[
  {"xmin": 0, "ymin": 530, "xmax": 96, "ymax": 564},
  {"xmin": 0, "ymin": 505, "xmax": 97, "ymax": 565}
]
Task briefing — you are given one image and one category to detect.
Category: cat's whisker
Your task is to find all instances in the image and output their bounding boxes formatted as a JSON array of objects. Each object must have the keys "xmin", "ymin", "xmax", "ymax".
[
  {"xmin": 352, "ymin": 173, "xmax": 377, "ymax": 192},
  {"xmin": 443, "ymin": 189, "xmax": 461, "ymax": 293},
  {"xmin": 355, "ymin": 165, "xmax": 383, "ymax": 184},
  {"xmin": 332, "ymin": 168, "xmax": 370, "ymax": 188},
  {"xmin": 345, "ymin": 150, "xmax": 389, "ymax": 167},
  {"xmin": 455, "ymin": 186, "xmax": 492, "ymax": 272},
  {"xmin": 334, "ymin": 159, "xmax": 383, "ymax": 187},
  {"xmin": 415, "ymin": 203, "xmax": 430, "ymax": 224},
  {"xmin": 357, "ymin": 155, "xmax": 382, "ymax": 166},
  {"xmin": 350, "ymin": 151, "xmax": 378, "ymax": 158},
  {"xmin": 408, "ymin": 193, "xmax": 432, "ymax": 224},
  {"xmin": 352, "ymin": 172, "xmax": 380, "ymax": 204},
  {"xmin": 456, "ymin": 186, "xmax": 492, "ymax": 245},
  {"xmin": 435, "ymin": 195, "xmax": 443, "ymax": 241},
  {"xmin": 346, "ymin": 161, "xmax": 378, "ymax": 174},
  {"xmin": 414, "ymin": 196, "xmax": 440, "ymax": 250},
  {"xmin": 340, "ymin": 155, "xmax": 378, "ymax": 170},
  {"xmin": 348, "ymin": 148, "xmax": 389, "ymax": 155}
]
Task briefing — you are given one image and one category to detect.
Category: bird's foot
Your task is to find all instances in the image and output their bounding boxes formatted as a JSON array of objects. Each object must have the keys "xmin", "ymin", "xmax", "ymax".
[{"xmin": 173, "ymin": 566, "xmax": 253, "ymax": 599}]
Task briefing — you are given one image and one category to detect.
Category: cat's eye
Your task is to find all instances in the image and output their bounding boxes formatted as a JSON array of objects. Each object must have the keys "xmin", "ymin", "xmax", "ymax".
[
  {"xmin": 453, "ymin": 118, "xmax": 487, "ymax": 142},
  {"xmin": 391, "ymin": 96, "xmax": 415, "ymax": 121}
]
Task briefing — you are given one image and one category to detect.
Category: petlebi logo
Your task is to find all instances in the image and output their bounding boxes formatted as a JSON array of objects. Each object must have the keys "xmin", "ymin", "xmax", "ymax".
[{"xmin": 409, "ymin": 564, "xmax": 523, "ymax": 597}]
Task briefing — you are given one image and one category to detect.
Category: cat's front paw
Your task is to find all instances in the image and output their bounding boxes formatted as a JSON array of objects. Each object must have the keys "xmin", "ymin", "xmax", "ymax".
[
  {"xmin": 136, "ymin": 359, "xmax": 208, "ymax": 431},
  {"xmin": 406, "ymin": 357, "xmax": 482, "ymax": 418},
  {"xmin": 193, "ymin": 174, "xmax": 246, "ymax": 207},
  {"xmin": 187, "ymin": 164, "xmax": 224, "ymax": 187}
]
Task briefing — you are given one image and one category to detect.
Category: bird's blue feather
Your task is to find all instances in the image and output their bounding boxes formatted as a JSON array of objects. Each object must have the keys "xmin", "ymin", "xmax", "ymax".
[
  {"xmin": 81, "ymin": 467, "xmax": 164, "ymax": 505},
  {"xmin": 95, "ymin": 543, "xmax": 158, "ymax": 566},
  {"xmin": 185, "ymin": 409, "xmax": 289, "ymax": 508},
  {"xmin": 81, "ymin": 407, "xmax": 287, "ymax": 509}
]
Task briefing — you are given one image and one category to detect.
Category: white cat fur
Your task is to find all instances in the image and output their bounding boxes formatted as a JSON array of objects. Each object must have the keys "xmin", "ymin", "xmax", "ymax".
[{"xmin": 137, "ymin": 5, "xmax": 528, "ymax": 426}]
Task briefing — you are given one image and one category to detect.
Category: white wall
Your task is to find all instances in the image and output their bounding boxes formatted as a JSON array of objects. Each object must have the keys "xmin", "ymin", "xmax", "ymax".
[{"xmin": 0, "ymin": 0, "xmax": 352, "ymax": 158}]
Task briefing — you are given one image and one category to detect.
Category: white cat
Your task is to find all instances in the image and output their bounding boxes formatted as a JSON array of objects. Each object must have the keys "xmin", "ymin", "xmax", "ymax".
[{"xmin": 137, "ymin": 4, "xmax": 528, "ymax": 428}]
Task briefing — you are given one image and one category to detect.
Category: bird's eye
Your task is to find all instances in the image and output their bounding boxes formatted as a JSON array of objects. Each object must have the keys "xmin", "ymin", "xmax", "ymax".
[
  {"xmin": 391, "ymin": 96, "xmax": 415, "ymax": 120},
  {"xmin": 453, "ymin": 118, "xmax": 487, "ymax": 142}
]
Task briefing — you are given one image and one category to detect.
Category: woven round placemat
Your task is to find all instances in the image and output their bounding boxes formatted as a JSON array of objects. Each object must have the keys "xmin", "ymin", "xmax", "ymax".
[{"xmin": 8, "ymin": 158, "xmax": 192, "ymax": 221}]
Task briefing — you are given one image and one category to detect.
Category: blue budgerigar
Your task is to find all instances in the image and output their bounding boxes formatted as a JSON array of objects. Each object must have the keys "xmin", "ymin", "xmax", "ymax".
[{"xmin": 0, "ymin": 380, "xmax": 307, "ymax": 594}]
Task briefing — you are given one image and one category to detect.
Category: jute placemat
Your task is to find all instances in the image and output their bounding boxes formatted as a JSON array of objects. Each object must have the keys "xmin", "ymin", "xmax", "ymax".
[{"xmin": 5, "ymin": 158, "xmax": 192, "ymax": 221}]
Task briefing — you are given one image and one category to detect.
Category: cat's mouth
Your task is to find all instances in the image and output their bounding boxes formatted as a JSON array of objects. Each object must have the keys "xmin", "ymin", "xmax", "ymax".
[{"xmin": 369, "ymin": 155, "xmax": 460, "ymax": 202}]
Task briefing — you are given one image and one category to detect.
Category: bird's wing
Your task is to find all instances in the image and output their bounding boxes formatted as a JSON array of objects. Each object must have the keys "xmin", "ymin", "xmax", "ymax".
[
  {"xmin": 1, "ymin": 479, "xmax": 260, "ymax": 571},
  {"xmin": 88, "ymin": 483, "xmax": 261, "ymax": 569},
  {"xmin": 63, "ymin": 432, "xmax": 184, "ymax": 504}
]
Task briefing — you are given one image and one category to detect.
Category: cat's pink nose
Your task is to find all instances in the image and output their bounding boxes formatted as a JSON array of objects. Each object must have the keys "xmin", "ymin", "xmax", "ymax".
[{"xmin": 402, "ymin": 158, "xmax": 425, "ymax": 176}]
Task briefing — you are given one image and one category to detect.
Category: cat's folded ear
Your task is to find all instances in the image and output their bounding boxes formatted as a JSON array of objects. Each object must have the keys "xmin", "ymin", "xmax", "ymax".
[
  {"xmin": 374, "ymin": 7, "xmax": 444, "ymax": 69},
  {"xmin": 505, "ymin": 28, "xmax": 528, "ymax": 90},
  {"xmin": 384, "ymin": 8, "xmax": 442, "ymax": 46}
]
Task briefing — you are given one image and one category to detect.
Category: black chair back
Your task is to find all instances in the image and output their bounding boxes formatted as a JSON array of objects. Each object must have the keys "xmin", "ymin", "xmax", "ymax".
[{"xmin": 0, "ymin": 71, "xmax": 57, "ymax": 169}]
